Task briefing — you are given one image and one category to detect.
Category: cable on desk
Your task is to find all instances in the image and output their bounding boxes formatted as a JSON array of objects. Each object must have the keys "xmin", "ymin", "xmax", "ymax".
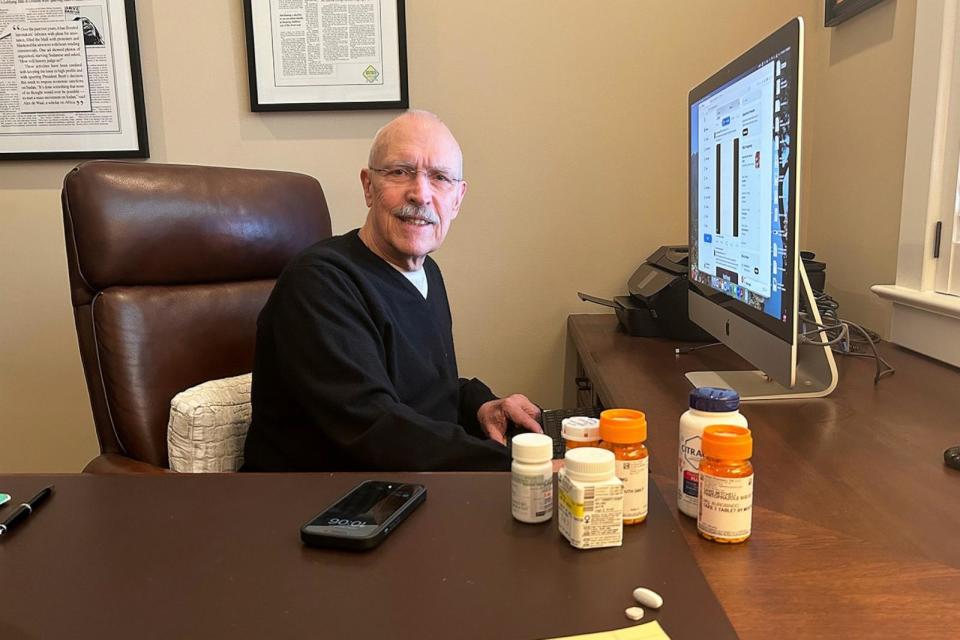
[
  {"xmin": 675, "ymin": 342, "xmax": 721, "ymax": 355},
  {"xmin": 799, "ymin": 291, "xmax": 896, "ymax": 384}
]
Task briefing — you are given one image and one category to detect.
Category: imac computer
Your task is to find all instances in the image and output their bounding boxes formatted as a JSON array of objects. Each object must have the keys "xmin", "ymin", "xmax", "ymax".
[{"xmin": 686, "ymin": 17, "xmax": 838, "ymax": 400}]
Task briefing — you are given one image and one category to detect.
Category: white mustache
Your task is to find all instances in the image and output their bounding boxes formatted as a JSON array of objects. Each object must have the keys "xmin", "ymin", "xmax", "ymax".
[{"xmin": 393, "ymin": 204, "xmax": 439, "ymax": 225}]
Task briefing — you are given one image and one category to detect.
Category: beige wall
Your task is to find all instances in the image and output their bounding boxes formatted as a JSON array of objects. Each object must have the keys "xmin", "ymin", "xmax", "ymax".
[
  {"xmin": 0, "ymin": 0, "xmax": 915, "ymax": 472},
  {"xmin": 803, "ymin": 0, "xmax": 914, "ymax": 336}
]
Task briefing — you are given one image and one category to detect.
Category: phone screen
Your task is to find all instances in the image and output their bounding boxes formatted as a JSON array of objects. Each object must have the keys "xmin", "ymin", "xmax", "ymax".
[{"xmin": 305, "ymin": 482, "xmax": 418, "ymax": 537}]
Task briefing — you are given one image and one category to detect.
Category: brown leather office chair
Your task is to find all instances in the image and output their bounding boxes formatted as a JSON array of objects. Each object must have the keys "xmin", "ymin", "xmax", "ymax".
[{"xmin": 62, "ymin": 161, "xmax": 332, "ymax": 473}]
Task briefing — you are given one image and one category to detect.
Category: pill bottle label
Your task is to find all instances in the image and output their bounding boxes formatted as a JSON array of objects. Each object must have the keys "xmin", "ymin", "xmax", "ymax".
[
  {"xmin": 616, "ymin": 457, "xmax": 648, "ymax": 521},
  {"xmin": 678, "ymin": 434, "xmax": 703, "ymax": 516},
  {"xmin": 558, "ymin": 473, "xmax": 623, "ymax": 549},
  {"xmin": 697, "ymin": 472, "xmax": 753, "ymax": 540},
  {"xmin": 511, "ymin": 470, "xmax": 553, "ymax": 522}
]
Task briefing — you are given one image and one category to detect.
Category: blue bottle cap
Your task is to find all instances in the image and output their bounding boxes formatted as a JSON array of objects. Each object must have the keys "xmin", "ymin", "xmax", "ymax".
[{"xmin": 689, "ymin": 387, "xmax": 741, "ymax": 412}]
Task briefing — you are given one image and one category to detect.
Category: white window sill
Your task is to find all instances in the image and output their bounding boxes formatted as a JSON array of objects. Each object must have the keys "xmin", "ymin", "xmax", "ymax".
[
  {"xmin": 871, "ymin": 285, "xmax": 960, "ymax": 319},
  {"xmin": 871, "ymin": 285, "xmax": 960, "ymax": 367}
]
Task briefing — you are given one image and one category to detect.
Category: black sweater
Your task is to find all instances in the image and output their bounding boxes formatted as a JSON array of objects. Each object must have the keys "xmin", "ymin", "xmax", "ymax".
[{"xmin": 242, "ymin": 230, "xmax": 511, "ymax": 471}]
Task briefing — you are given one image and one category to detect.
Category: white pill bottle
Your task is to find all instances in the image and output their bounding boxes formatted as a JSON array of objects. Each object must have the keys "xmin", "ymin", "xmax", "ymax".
[
  {"xmin": 511, "ymin": 433, "xmax": 554, "ymax": 523},
  {"xmin": 558, "ymin": 447, "xmax": 624, "ymax": 549},
  {"xmin": 678, "ymin": 387, "xmax": 748, "ymax": 518}
]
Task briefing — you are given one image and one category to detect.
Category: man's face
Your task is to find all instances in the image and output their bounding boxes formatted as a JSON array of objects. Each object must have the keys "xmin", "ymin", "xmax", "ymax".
[{"xmin": 360, "ymin": 117, "xmax": 467, "ymax": 271}]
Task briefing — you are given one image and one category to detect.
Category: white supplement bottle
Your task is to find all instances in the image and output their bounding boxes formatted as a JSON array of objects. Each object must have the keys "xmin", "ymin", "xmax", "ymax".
[
  {"xmin": 511, "ymin": 433, "xmax": 554, "ymax": 523},
  {"xmin": 558, "ymin": 447, "xmax": 623, "ymax": 549},
  {"xmin": 677, "ymin": 387, "xmax": 748, "ymax": 518}
]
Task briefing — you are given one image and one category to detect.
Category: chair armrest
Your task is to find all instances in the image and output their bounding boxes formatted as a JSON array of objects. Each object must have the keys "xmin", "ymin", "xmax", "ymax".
[{"xmin": 83, "ymin": 453, "xmax": 172, "ymax": 474}]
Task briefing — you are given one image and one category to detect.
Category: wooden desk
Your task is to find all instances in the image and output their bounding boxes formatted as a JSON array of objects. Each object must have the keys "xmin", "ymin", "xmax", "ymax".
[
  {"xmin": 567, "ymin": 313, "xmax": 960, "ymax": 638},
  {"xmin": 0, "ymin": 473, "xmax": 735, "ymax": 640}
]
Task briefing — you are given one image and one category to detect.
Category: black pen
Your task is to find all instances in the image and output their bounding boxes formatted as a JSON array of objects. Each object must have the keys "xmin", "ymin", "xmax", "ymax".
[{"xmin": 0, "ymin": 486, "xmax": 53, "ymax": 537}]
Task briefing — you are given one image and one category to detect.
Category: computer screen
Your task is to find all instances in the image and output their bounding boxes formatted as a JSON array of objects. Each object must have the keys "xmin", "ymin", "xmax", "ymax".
[
  {"xmin": 689, "ymin": 29, "xmax": 797, "ymax": 342},
  {"xmin": 684, "ymin": 17, "xmax": 837, "ymax": 400},
  {"xmin": 690, "ymin": 50, "xmax": 792, "ymax": 322}
]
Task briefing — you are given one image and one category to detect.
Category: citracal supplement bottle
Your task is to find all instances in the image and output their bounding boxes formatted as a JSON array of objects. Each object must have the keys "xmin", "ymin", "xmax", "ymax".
[
  {"xmin": 511, "ymin": 433, "xmax": 554, "ymax": 523},
  {"xmin": 558, "ymin": 447, "xmax": 623, "ymax": 549},
  {"xmin": 678, "ymin": 388, "xmax": 748, "ymax": 518}
]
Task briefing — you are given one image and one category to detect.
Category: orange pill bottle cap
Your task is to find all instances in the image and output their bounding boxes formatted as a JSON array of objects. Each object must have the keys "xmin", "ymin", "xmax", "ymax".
[
  {"xmin": 598, "ymin": 408, "xmax": 647, "ymax": 443},
  {"xmin": 701, "ymin": 425, "xmax": 752, "ymax": 460}
]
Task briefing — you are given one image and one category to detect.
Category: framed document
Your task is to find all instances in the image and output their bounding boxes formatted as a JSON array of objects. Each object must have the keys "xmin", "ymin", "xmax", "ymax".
[
  {"xmin": 824, "ymin": 0, "xmax": 887, "ymax": 27},
  {"xmin": 243, "ymin": 0, "xmax": 408, "ymax": 112},
  {"xmin": 0, "ymin": 0, "xmax": 148, "ymax": 160}
]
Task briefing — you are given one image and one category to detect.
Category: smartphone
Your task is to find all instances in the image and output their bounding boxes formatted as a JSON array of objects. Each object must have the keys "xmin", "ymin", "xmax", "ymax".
[{"xmin": 300, "ymin": 480, "xmax": 426, "ymax": 551}]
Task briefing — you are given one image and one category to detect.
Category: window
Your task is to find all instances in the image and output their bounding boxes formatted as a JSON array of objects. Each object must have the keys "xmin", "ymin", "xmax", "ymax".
[{"xmin": 871, "ymin": 0, "xmax": 960, "ymax": 367}]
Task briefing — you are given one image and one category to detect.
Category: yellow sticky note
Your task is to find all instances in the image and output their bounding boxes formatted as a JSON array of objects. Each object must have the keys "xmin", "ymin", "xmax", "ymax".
[{"xmin": 544, "ymin": 620, "xmax": 670, "ymax": 640}]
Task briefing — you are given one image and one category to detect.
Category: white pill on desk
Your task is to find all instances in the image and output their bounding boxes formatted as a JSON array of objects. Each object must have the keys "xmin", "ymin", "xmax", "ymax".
[
  {"xmin": 625, "ymin": 606, "xmax": 644, "ymax": 621},
  {"xmin": 633, "ymin": 587, "xmax": 663, "ymax": 609}
]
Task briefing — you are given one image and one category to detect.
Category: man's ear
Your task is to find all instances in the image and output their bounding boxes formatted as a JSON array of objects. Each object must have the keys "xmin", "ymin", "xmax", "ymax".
[
  {"xmin": 360, "ymin": 168, "xmax": 375, "ymax": 207},
  {"xmin": 450, "ymin": 180, "xmax": 468, "ymax": 219}
]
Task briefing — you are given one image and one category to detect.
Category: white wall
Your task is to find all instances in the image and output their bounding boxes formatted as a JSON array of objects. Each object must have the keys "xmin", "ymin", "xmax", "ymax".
[{"xmin": 0, "ymin": 0, "xmax": 916, "ymax": 471}]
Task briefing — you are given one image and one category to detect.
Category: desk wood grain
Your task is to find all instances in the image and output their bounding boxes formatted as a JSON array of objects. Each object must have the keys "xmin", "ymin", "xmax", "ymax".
[{"xmin": 569, "ymin": 313, "xmax": 960, "ymax": 638}]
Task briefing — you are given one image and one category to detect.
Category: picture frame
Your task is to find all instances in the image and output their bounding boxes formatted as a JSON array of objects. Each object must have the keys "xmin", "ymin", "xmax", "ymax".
[
  {"xmin": 824, "ymin": 0, "xmax": 887, "ymax": 27},
  {"xmin": 242, "ymin": 0, "xmax": 408, "ymax": 112},
  {"xmin": 0, "ymin": 0, "xmax": 148, "ymax": 161}
]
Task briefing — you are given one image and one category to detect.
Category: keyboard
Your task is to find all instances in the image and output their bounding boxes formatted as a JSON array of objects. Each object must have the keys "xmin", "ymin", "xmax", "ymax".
[{"xmin": 507, "ymin": 406, "xmax": 603, "ymax": 459}]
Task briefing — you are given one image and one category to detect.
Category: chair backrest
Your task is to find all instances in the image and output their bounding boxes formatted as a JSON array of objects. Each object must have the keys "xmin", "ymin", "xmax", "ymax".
[{"xmin": 62, "ymin": 161, "xmax": 332, "ymax": 468}]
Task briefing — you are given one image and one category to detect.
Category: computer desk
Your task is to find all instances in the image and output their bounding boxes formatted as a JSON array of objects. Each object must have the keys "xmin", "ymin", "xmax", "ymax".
[
  {"xmin": 0, "ymin": 472, "xmax": 736, "ymax": 640},
  {"xmin": 1, "ymin": 316, "xmax": 956, "ymax": 640},
  {"xmin": 566, "ymin": 313, "xmax": 960, "ymax": 638}
]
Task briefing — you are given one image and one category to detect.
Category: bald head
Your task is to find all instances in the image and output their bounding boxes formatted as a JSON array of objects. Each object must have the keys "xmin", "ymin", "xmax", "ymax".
[{"xmin": 368, "ymin": 110, "xmax": 463, "ymax": 178}]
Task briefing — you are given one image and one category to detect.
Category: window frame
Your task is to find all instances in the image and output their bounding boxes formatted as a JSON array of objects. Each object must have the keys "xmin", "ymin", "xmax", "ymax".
[{"xmin": 871, "ymin": 0, "xmax": 960, "ymax": 367}]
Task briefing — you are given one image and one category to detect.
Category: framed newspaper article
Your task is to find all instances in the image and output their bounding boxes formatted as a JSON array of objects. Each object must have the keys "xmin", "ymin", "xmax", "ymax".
[
  {"xmin": 243, "ymin": 0, "xmax": 408, "ymax": 112},
  {"xmin": 0, "ymin": 0, "xmax": 148, "ymax": 160}
]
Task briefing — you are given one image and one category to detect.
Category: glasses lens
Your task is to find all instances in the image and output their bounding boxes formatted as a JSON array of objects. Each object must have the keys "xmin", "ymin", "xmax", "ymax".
[{"xmin": 376, "ymin": 167, "xmax": 458, "ymax": 192}]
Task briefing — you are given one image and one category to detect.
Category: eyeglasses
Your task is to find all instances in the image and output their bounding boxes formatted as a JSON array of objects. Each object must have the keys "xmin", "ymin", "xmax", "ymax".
[{"xmin": 368, "ymin": 165, "xmax": 463, "ymax": 192}]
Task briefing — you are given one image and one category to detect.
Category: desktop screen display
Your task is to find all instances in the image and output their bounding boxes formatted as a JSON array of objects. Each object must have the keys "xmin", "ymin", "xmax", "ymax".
[
  {"xmin": 683, "ymin": 18, "xmax": 838, "ymax": 398},
  {"xmin": 689, "ymin": 45, "xmax": 795, "ymax": 326}
]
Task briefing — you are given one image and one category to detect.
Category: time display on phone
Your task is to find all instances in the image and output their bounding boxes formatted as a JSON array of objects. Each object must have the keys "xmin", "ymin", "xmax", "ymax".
[{"xmin": 326, "ymin": 518, "xmax": 368, "ymax": 528}]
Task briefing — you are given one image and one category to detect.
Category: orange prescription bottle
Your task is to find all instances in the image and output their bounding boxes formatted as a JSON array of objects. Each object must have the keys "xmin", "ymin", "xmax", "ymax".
[
  {"xmin": 697, "ymin": 425, "xmax": 753, "ymax": 544},
  {"xmin": 599, "ymin": 409, "xmax": 649, "ymax": 525}
]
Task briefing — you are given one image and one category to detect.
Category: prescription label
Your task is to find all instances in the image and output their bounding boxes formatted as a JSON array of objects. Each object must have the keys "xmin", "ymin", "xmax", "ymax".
[
  {"xmin": 616, "ymin": 457, "xmax": 648, "ymax": 521},
  {"xmin": 511, "ymin": 470, "xmax": 553, "ymax": 520},
  {"xmin": 697, "ymin": 472, "xmax": 753, "ymax": 540},
  {"xmin": 558, "ymin": 472, "xmax": 623, "ymax": 549}
]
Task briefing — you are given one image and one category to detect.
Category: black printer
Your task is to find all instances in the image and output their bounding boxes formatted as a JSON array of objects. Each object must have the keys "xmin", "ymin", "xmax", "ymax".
[{"xmin": 579, "ymin": 245, "xmax": 712, "ymax": 342}]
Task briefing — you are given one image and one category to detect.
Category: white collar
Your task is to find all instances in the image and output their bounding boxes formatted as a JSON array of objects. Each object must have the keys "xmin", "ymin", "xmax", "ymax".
[{"xmin": 387, "ymin": 261, "xmax": 428, "ymax": 299}]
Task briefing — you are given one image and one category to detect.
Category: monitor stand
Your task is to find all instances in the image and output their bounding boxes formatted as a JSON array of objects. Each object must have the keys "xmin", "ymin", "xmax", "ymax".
[{"xmin": 685, "ymin": 265, "xmax": 838, "ymax": 401}]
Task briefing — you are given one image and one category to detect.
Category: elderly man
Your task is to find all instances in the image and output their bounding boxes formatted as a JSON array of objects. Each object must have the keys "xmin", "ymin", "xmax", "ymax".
[{"xmin": 243, "ymin": 110, "xmax": 542, "ymax": 471}]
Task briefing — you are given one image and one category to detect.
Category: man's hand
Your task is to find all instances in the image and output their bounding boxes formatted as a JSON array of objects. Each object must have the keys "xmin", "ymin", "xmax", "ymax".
[{"xmin": 477, "ymin": 394, "xmax": 542, "ymax": 445}]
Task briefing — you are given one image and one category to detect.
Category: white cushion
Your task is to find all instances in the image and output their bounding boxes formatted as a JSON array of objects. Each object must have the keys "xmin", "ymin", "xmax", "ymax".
[{"xmin": 167, "ymin": 373, "xmax": 252, "ymax": 473}]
